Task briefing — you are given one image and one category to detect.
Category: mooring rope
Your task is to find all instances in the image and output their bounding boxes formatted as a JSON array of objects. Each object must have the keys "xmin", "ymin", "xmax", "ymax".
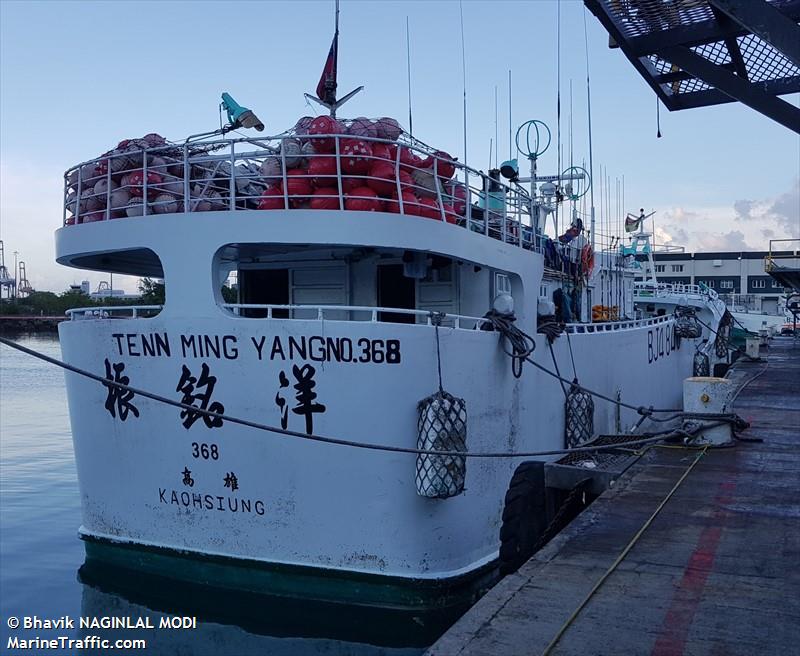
[
  {"xmin": 483, "ymin": 313, "xmax": 681, "ymax": 415},
  {"xmin": 0, "ymin": 335, "xmax": 687, "ymax": 460},
  {"xmin": 540, "ymin": 445, "xmax": 710, "ymax": 656}
]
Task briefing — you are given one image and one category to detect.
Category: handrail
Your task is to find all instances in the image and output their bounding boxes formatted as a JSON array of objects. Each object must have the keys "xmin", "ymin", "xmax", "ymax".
[
  {"xmin": 765, "ymin": 238, "xmax": 800, "ymax": 272},
  {"xmin": 221, "ymin": 303, "xmax": 491, "ymax": 329},
  {"xmin": 66, "ymin": 302, "xmax": 675, "ymax": 333},
  {"xmin": 633, "ymin": 280, "xmax": 718, "ymax": 300},
  {"xmin": 66, "ymin": 305, "xmax": 163, "ymax": 319},
  {"xmin": 567, "ymin": 314, "xmax": 672, "ymax": 334},
  {"xmin": 62, "ymin": 129, "xmax": 540, "ymax": 253}
]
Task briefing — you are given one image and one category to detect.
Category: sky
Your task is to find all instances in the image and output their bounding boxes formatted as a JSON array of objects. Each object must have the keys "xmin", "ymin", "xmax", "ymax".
[{"xmin": 1, "ymin": 0, "xmax": 798, "ymax": 293}]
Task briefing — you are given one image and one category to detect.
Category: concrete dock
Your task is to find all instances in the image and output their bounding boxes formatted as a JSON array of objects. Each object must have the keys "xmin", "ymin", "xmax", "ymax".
[{"xmin": 428, "ymin": 338, "xmax": 800, "ymax": 656}]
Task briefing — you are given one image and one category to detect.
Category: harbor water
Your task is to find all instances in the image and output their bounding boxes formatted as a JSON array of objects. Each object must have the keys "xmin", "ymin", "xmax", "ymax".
[{"xmin": 0, "ymin": 333, "xmax": 445, "ymax": 655}]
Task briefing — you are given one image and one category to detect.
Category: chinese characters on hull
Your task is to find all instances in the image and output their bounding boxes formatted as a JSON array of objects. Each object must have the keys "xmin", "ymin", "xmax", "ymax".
[
  {"xmin": 176, "ymin": 363, "xmax": 225, "ymax": 429},
  {"xmin": 101, "ymin": 357, "xmax": 328, "ymax": 437},
  {"xmin": 275, "ymin": 364, "xmax": 326, "ymax": 435},
  {"xmin": 103, "ymin": 359, "xmax": 140, "ymax": 421}
]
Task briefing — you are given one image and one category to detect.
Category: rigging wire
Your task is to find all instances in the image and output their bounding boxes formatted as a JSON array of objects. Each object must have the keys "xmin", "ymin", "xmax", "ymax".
[
  {"xmin": 583, "ymin": 6, "xmax": 596, "ymax": 253},
  {"xmin": 406, "ymin": 16, "xmax": 413, "ymax": 137},
  {"xmin": 459, "ymin": 0, "xmax": 468, "ymax": 171}
]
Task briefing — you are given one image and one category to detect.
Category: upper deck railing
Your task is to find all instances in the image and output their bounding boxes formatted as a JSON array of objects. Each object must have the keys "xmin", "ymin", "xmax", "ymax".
[
  {"xmin": 66, "ymin": 302, "xmax": 671, "ymax": 333},
  {"xmin": 764, "ymin": 239, "xmax": 800, "ymax": 272},
  {"xmin": 63, "ymin": 130, "xmax": 539, "ymax": 251},
  {"xmin": 633, "ymin": 280, "xmax": 718, "ymax": 301},
  {"xmin": 65, "ymin": 303, "xmax": 492, "ymax": 329}
]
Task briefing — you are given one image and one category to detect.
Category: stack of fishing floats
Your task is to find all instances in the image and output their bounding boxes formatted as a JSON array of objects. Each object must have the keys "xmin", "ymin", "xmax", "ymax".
[{"xmin": 64, "ymin": 117, "xmax": 468, "ymax": 225}]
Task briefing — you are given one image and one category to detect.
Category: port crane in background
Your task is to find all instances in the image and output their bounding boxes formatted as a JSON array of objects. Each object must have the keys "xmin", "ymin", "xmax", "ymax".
[
  {"xmin": 16, "ymin": 262, "xmax": 33, "ymax": 298},
  {"xmin": 0, "ymin": 241, "xmax": 15, "ymax": 299}
]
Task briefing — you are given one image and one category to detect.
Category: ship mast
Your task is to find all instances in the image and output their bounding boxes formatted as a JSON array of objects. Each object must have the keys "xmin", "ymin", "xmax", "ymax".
[{"xmin": 305, "ymin": 0, "xmax": 363, "ymax": 117}]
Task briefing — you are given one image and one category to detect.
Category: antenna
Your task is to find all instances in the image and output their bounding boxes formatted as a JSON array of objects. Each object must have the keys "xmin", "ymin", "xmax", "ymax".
[
  {"xmin": 406, "ymin": 16, "xmax": 413, "ymax": 137},
  {"xmin": 508, "ymin": 70, "xmax": 512, "ymax": 161},
  {"xmin": 569, "ymin": 79, "xmax": 573, "ymax": 174},
  {"xmin": 583, "ymin": 6, "xmax": 596, "ymax": 253},
  {"xmin": 459, "ymin": 0, "xmax": 468, "ymax": 170},
  {"xmin": 555, "ymin": 0, "xmax": 562, "ymax": 238},
  {"xmin": 494, "ymin": 85, "xmax": 499, "ymax": 169}
]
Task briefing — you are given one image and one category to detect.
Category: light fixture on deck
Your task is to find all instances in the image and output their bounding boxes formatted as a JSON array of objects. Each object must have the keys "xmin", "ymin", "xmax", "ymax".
[
  {"xmin": 500, "ymin": 159, "xmax": 519, "ymax": 181},
  {"xmin": 185, "ymin": 92, "xmax": 265, "ymax": 143},
  {"xmin": 221, "ymin": 93, "xmax": 264, "ymax": 131}
]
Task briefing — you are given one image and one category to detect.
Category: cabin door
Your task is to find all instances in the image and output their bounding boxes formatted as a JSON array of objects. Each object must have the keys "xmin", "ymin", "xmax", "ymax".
[
  {"xmin": 377, "ymin": 264, "xmax": 416, "ymax": 323},
  {"xmin": 239, "ymin": 268, "xmax": 289, "ymax": 318}
]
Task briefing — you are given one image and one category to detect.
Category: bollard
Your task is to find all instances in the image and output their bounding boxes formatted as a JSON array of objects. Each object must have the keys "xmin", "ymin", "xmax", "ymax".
[
  {"xmin": 683, "ymin": 377, "xmax": 734, "ymax": 446},
  {"xmin": 758, "ymin": 329, "xmax": 769, "ymax": 347},
  {"xmin": 745, "ymin": 337, "xmax": 760, "ymax": 359}
]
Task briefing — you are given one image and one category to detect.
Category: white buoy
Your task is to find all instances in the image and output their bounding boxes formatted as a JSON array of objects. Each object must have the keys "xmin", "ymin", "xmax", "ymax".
[{"xmin": 683, "ymin": 376, "xmax": 734, "ymax": 446}]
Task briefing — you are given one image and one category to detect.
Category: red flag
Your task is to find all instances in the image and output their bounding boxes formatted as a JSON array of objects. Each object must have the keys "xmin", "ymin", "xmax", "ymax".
[{"xmin": 316, "ymin": 33, "xmax": 338, "ymax": 105}]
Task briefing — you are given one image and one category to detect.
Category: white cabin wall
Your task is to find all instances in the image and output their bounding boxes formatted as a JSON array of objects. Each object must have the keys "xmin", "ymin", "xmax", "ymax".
[
  {"xmin": 458, "ymin": 263, "xmax": 491, "ymax": 319},
  {"xmin": 349, "ymin": 257, "xmax": 378, "ymax": 310}
]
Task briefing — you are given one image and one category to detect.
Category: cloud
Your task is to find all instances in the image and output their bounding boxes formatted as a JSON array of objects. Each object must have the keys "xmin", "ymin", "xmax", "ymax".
[
  {"xmin": 766, "ymin": 180, "xmax": 800, "ymax": 237},
  {"xmin": 729, "ymin": 179, "xmax": 799, "ymax": 237},
  {"xmin": 733, "ymin": 199, "xmax": 754, "ymax": 221},
  {"xmin": 652, "ymin": 180, "xmax": 799, "ymax": 252},
  {"xmin": 692, "ymin": 230, "xmax": 750, "ymax": 251},
  {"xmin": 655, "ymin": 224, "xmax": 688, "ymax": 246},
  {"xmin": 661, "ymin": 207, "xmax": 697, "ymax": 225}
]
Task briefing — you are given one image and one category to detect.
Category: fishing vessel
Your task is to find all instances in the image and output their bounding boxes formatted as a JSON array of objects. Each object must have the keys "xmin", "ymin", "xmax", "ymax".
[
  {"xmin": 625, "ymin": 223, "xmax": 732, "ymax": 376},
  {"xmin": 722, "ymin": 293, "xmax": 788, "ymax": 335},
  {"xmin": 53, "ymin": 23, "xmax": 728, "ymax": 612}
]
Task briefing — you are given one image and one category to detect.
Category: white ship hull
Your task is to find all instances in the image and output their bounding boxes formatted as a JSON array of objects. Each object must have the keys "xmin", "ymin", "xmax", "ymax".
[
  {"xmin": 54, "ymin": 130, "xmax": 719, "ymax": 608},
  {"xmin": 60, "ymin": 311, "xmax": 690, "ymax": 600}
]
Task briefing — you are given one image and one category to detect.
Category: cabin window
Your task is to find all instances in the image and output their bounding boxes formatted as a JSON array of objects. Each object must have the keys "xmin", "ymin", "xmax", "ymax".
[
  {"xmin": 654, "ymin": 265, "xmax": 665, "ymax": 273},
  {"xmin": 752, "ymin": 279, "xmax": 766, "ymax": 289},
  {"xmin": 720, "ymin": 280, "xmax": 734, "ymax": 289},
  {"xmin": 671, "ymin": 264, "xmax": 684, "ymax": 272},
  {"xmin": 378, "ymin": 264, "xmax": 416, "ymax": 323},
  {"xmin": 495, "ymin": 273, "xmax": 512, "ymax": 297}
]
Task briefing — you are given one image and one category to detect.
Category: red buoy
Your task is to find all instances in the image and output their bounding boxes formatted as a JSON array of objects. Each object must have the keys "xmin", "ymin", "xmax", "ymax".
[
  {"xmin": 341, "ymin": 177, "xmax": 360, "ymax": 194},
  {"xmin": 285, "ymin": 168, "xmax": 313, "ymax": 198},
  {"xmin": 341, "ymin": 139, "xmax": 373, "ymax": 175},
  {"xmin": 398, "ymin": 170, "xmax": 414, "ymax": 193},
  {"xmin": 417, "ymin": 197, "xmax": 441, "ymax": 220},
  {"xmin": 308, "ymin": 156, "xmax": 338, "ymax": 186},
  {"xmin": 432, "ymin": 150, "xmax": 456, "ymax": 179},
  {"xmin": 310, "ymin": 187, "xmax": 341, "ymax": 210},
  {"xmin": 366, "ymin": 161, "xmax": 397, "ymax": 196},
  {"xmin": 345, "ymin": 186, "xmax": 381, "ymax": 212},
  {"xmin": 385, "ymin": 190, "xmax": 419, "ymax": 215},
  {"xmin": 371, "ymin": 142, "xmax": 392, "ymax": 162},
  {"xmin": 258, "ymin": 187, "xmax": 285, "ymax": 210},
  {"xmin": 128, "ymin": 171, "xmax": 163, "ymax": 198},
  {"xmin": 399, "ymin": 146, "xmax": 423, "ymax": 173},
  {"xmin": 308, "ymin": 115, "xmax": 343, "ymax": 153}
]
